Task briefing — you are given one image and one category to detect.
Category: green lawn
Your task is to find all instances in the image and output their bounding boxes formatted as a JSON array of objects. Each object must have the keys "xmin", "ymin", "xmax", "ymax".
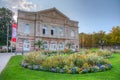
[{"xmin": 0, "ymin": 54, "xmax": 120, "ymax": 80}]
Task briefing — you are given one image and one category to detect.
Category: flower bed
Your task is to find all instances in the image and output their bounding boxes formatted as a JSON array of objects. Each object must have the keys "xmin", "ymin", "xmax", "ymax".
[{"xmin": 21, "ymin": 50, "xmax": 112, "ymax": 74}]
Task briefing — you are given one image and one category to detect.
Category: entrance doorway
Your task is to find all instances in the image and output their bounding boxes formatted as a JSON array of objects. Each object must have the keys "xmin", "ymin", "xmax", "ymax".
[{"xmin": 23, "ymin": 40, "xmax": 30, "ymax": 51}]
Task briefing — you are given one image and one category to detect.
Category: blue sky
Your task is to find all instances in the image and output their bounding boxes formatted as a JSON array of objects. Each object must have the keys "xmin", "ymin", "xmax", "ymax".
[
  {"xmin": 0, "ymin": 0, "xmax": 120, "ymax": 33},
  {"xmin": 31, "ymin": 0, "xmax": 120, "ymax": 33}
]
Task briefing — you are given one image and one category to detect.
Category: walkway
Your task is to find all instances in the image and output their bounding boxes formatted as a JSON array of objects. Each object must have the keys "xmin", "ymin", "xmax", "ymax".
[{"xmin": 0, "ymin": 53, "xmax": 14, "ymax": 74}]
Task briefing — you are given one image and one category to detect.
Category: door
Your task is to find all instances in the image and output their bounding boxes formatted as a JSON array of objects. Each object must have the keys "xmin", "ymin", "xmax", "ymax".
[{"xmin": 23, "ymin": 40, "xmax": 30, "ymax": 51}]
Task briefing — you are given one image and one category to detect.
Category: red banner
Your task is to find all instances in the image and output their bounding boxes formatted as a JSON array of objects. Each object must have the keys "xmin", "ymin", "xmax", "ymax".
[{"xmin": 12, "ymin": 23, "xmax": 17, "ymax": 42}]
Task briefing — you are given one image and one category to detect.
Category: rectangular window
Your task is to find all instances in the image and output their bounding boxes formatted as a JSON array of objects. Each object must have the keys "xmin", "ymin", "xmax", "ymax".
[
  {"xmin": 43, "ymin": 28, "xmax": 45, "ymax": 34},
  {"xmin": 59, "ymin": 27, "xmax": 63, "ymax": 36},
  {"xmin": 59, "ymin": 43, "xmax": 64, "ymax": 50},
  {"xmin": 51, "ymin": 30, "xmax": 54, "ymax": 35},
  {"xmin": 50, "ymin": 43, "xmax": 56, "ymax": 51},
  {"xmin": 42, "ymin": 25, "xmax": 48, "ymax": 35},
  {"xmin": 24, "ymin": 24, "xmax": 30, "ymax": 35},
  {"xmin": 51, "ymin": 27, "xmax": 56, "ymax": 36}
]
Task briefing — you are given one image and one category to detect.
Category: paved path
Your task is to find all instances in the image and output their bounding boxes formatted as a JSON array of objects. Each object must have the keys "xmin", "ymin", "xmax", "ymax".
[
  {"xmin": 0, "ymin": 52, "xmax": 27, "ymax": 74},
  {"xmin": 0, "ymin": 53, "xmax": 14, "ymax": 74}
]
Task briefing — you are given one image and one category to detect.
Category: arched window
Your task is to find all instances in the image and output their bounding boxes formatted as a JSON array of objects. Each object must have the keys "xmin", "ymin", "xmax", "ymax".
[
  {"xmin": 71, "ymin": 43, "xmax": 76, "ymax": 51},
  {"xmin": 24, "ymin": 24, "xmax": 30, "ymax": 34},
  {"xmin": 43, "ymin": 41, "xmax": 48, "ymax": 50},
  {"xmin": 71, "ymin": 30, "xmax": 74, "ymax": 37},
  {"xmin": 59, "ymin": 42, "xmax": 64, "ymax": 50},
  {"xmin": 42, "ymin": 25, "xmax": 48, "ymax": 35},
  {"xmin": 59, "ymin": 27, "xmax": 63, "ymax": 36},
  {"xmin": 51, "ymin": 27, "xmax": 56, "ymax": 36},
  {"xmin": 50, "ymin": 42, "xmax": 56, "ymax": 51}
]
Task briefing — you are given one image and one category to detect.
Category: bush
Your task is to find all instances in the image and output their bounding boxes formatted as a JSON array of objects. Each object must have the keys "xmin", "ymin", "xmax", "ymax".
[
  {"xmin": 111, "ymin": 49, "xmax": 120, "ymax": 54},
  {"xmin": 97, "ymin": 50, "xmax": 113, "ymax": 58},
  {"xmin": 23, "ymin": 51, "xmax": 46, "ymax": 65}
]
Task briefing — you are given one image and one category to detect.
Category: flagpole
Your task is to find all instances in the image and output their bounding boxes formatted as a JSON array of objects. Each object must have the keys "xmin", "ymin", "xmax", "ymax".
[
  {"xmin": 7, "ymin": 22, "xmax": 9, "ymax": 53},
  {"xmin": 11, "ymin": 41, "xmax": 12, "ymax": 54},
  {"xmin": 12, "ymin": 23, "xmax": 17, "ymax": 55}
]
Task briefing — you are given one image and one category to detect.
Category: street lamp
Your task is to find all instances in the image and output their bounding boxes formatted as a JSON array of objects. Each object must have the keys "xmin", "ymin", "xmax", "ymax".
[
  {"xmin": 99, "ymin": 40, "xmax": 104, "ymax": 49},
  {"xmin": 22, "ymin": 38, "xmax": 24, "ymax": 55}
]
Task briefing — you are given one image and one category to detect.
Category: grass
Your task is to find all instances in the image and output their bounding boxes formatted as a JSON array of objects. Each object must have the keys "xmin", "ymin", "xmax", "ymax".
[{"xmin": 0, "ymin": 54, "xmax": 120, "ymax": 80}]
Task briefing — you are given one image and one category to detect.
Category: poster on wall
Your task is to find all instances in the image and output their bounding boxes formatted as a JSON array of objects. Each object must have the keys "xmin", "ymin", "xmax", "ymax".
[{"xmin": 12, "ymin": 23, "xmax": 17, "ymax": 42}]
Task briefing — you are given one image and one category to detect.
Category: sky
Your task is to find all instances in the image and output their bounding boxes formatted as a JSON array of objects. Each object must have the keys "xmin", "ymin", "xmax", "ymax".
[{"xmin": 0, "ymin": 0, "xmax": 120, "ymax": 33}]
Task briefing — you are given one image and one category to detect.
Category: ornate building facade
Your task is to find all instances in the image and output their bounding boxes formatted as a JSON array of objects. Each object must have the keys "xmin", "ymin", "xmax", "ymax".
[{"xmin": 16, "ymin": 8, "xmax": 79, "ymax": 52}]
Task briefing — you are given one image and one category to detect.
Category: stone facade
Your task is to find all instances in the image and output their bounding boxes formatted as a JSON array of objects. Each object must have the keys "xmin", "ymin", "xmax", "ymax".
[{"xmin": 17, "ymin": 8, "xmax": 79, "ymax": 52}]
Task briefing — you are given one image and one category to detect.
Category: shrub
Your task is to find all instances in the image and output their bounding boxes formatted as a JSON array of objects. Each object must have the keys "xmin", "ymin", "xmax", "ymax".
[
  {"xmin": 82, "ymin": 63, "xmax": 90, "ymax": 69},
  {"xmin": 111, "ymin": 49, "xmax": 120, "ymax": 54},
  {"xmin": 73, "ymin": 54, "xmax": 86, "ymax": 67},
  {"xmin": 64, "ymin": 49, "xmax": 75, "ymax": 54},
  {"xmin": 98, "ymin": 50, "xmax": 113, "ymax": 58},
  {"xmin": 23, "ymin": 51, "xmax": 46, "ymax": 65}
]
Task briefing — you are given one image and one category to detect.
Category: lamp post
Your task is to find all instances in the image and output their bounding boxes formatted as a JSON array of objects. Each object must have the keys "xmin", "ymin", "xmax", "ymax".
[
  {"xmin": 22, "ymin": 38, "xmax": 24, "ymax": 55},
  {"xmin": 6, "ymin": 22, "xmax": 9, "ymax": 53},
  {"xmin": 99, "ymin": 40, "xmax": 104, "ymax": 49}
]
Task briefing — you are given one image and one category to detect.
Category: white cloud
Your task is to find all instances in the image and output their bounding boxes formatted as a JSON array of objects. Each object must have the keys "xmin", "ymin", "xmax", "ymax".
[{"xmin": 0, "ymin": 0, "xmax": 37, "ymax": 22}]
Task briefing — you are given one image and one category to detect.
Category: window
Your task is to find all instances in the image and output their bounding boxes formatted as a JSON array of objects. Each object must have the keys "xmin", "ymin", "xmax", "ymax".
[
  {"xmin": 24, "ymin": 24, "xmax": 30, "ymax": 34},
  {"xmin": 23, "ymin": 40, "xmax": 30, "ymax": 51},
  {"xmin": 71, "ymin": 43, "xmax": 76, "ymax": 51},
  {"xmin": 43, "ymin": 28, "xmax": 45, "ymax": 34},
  {"xmin": 59, "ymin": 27, "xmax": 63, "ymax": 36},
  {"xmin": 51, "ymin": 27, "xmax": 56, "ymax": 36},
  {"xmin": 51, "ymin": 29, "xmax": 54, "ymax": 35},
  {"xmin": 42, "ymin": 25, "xmax": 48, "ymax": 35},
  {"xmin": 71, "ymin": 30, "xmax": 74, "ymax": 37},
  {"xmin": 59, "ymin": 42, "xmax": 64, "ymax": 50},
  {"xmin": 43, "ymin": 42, "xmax": 48, "ymax": 50},
  {"xmin": 50, "ymin": 42, "xmax": 56, "ymax": 51}
]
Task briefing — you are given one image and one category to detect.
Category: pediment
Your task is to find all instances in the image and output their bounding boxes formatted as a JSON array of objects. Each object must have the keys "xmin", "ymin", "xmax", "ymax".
[{"xmin": 37, "ymin": 8, "xmax": 69, "ymax": 20}]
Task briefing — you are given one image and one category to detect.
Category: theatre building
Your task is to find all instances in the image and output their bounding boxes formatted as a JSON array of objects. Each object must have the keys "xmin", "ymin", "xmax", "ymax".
[{"xmin": 16, "ymin": 8, "xmax": 79, "ymax": 52}]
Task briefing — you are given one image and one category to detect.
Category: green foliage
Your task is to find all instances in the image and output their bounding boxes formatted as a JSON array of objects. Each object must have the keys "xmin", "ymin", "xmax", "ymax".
[
  {"xmin": 35, "ymin": 40, "xmax": 44, "ymax": 49},
  {"xmin": 110, "ymin": 26, "xmax": 120, "ymax": 45},
  {"xmin": 0, "ymin": 7, "xmax": 13, "ymax": 46},
  {"xmin": 66, "ymin": 43, "xmax": 72, "ymax": 49}
]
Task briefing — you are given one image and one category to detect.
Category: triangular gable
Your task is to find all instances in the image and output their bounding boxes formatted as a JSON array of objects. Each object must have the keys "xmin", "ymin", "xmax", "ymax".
[{"xmin": 37, "ymin": 7, "xmax": 69, "ymax": 19}]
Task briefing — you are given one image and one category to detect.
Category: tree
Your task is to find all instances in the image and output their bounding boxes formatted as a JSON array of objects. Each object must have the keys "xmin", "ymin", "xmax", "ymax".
[
  {"xmin": 35, "ymin": 40, "xmax": 44, "ymax": 50},
  {"xmin": 79, "ymin": 31, "xmax": 106, "ymax": 48},
  {"xmin": 110, "ymin": 26, "xmax": 120, "ymax": 46},
  {"xmin": 66, "ymin": 43, "xmax": 72, "ymax": 49},
  {"xmin": 79, "ymin": 33, "xmax": 85, "ymax": 48},
  {"xmin": 102, "ymin": 33, "xmax": 111, "ymax": 46},
  {"xmin": 0, "ymin": 7, "xmax": 13, "ymax": 46},
  {"xmin": 92, "ymin": 31, "xmax": 106, "ymax": 47},
  {"xmin": 79, "ymin": 27, "xmax": 120, "ymax": 49}
]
